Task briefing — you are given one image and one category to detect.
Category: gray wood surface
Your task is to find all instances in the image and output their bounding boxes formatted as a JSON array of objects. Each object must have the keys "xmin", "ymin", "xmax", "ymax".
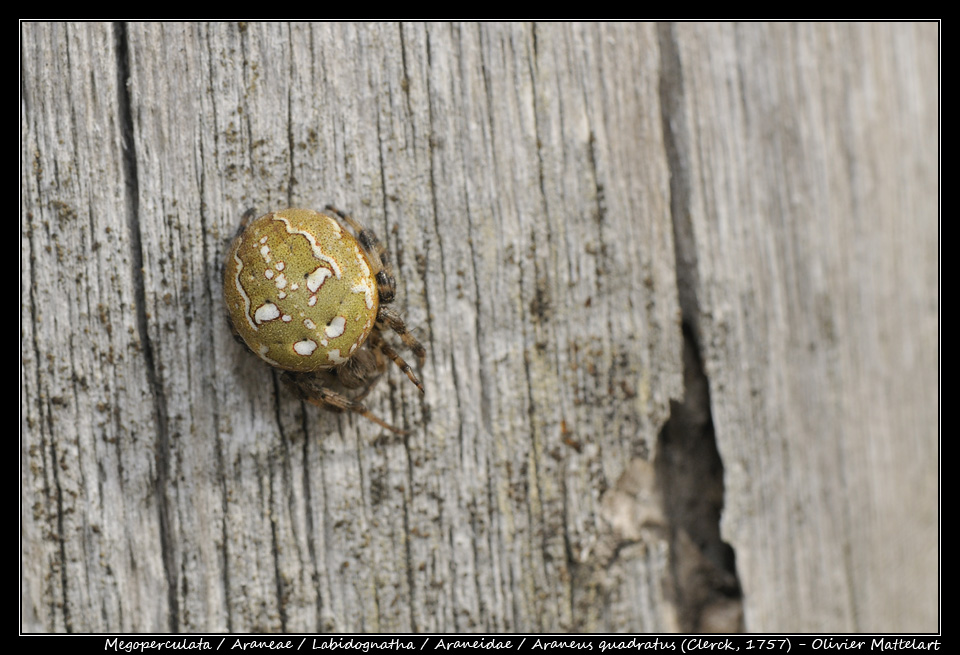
[
  {"xmin": 663, "ymin": 23, "xmax": 939, "ymax": 632},
  {"xmin": 21, "ymin": 21, "xmax": 938, "ymax": 634}
]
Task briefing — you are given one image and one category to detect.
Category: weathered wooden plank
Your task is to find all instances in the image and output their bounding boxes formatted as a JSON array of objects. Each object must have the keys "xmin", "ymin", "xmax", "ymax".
[
  {"xmin": 21, "ymin": 22, "xmax": 169, "ymax": 632},
  {"xmin": 23, "ymin": 22, "xmax": 681, "ymax": 632},
  {"xmin": 21, "ymin": 20, "xmax": 938, "ymax": 635},
  {"xmin": 663, "ymin": 22, "xmax": 938, "ymax": 631}
]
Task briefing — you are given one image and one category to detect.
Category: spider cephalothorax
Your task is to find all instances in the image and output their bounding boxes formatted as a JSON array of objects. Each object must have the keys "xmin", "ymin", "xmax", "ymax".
[{"xmin": 224, "ymin": 206, "xmax": 425, "ymax": 433}]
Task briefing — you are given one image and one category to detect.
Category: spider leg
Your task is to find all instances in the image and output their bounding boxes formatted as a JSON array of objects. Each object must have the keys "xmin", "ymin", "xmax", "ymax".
[
  {"xmin": 351, "ymin": 378, "xmax": 380, "ymax": 403},
  {"xmin": 235, "ymin": 207, "xmax": 259, "ymax": 239},
  {"xmin": 283, "ymin": 371, "xmax": 408, "ymax": 435},
  {"xmin": 369, "ymin": 331, "xmax": 424, "ymax": 394},
  {"xmin": 324, "ymin": 204, "xmax": 396, "ymax": 303},
  {"xmin": 377, "ymin": 306, "xmax": 427, "ymax": 368},
  {"xmin": 350, "ymin": 356, "xmax": 387, "ymax": 402}
]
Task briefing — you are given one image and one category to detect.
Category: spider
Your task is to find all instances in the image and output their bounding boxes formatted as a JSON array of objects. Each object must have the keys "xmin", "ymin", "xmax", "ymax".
[{"xmin": 223, "ymin": 206, "xmax": 425, "ymax": 433}]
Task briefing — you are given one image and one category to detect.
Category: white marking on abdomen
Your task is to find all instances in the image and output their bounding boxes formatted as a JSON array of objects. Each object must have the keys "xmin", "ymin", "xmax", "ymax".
[
  {"xmin": 307, "ymin": 266, "xmax": 332, "ymax": 292},
  {"xmin": 294, "ymin": 339, "xmax": 318, "ymax": 356},
  {"xmin": 272, "ymin": 214, "xmax": 342, "ymax": 277},
  {"xmin": 355, "ymin": 249, "xmax": 371, "ymax": 277},
  {"xmin": 234, "ymin": 248, "xmax": 257, "ymax": 331},
  {"xmin": 254, "ymin": 302, "xmax": 281, "ymax": 324},
  {"xmin": 257, "ymin": 344, "xmax": 282, "ymax": 366},
  {"xmin": 326, "ymin": 216, "xmax": 343, "ymax": 236},
  {"xmin": 351, "ymin": 279, "xmax": 375, "ymax": 309},
  {"xmin": 325, "ymin": 316, "xmax": 346, "ymax": 339}
]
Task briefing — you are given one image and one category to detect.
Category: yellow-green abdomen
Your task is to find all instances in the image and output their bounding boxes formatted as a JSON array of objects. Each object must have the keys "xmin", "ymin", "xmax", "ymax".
[{"xmin": 224, "ymin": 208, "xmax": 379, "ymax": 371}]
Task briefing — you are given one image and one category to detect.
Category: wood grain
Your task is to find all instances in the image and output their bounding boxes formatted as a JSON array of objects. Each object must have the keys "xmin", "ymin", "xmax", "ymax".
[{"xmin": 21, "ymin": 21, "xmax": 937, "ymax": 633}]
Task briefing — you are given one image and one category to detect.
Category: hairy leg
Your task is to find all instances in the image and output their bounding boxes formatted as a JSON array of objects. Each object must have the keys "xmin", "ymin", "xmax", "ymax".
[
  {"xmin": 282, "ymin": 371, "xmax": 408, "ymax": 434},
  {"xmin": 377, "ymin": 306, "xmax": 427, "ymax": 368},
  {"xmin": 368, "ymin": 331, "xmax": 423, "ymax": 394}
]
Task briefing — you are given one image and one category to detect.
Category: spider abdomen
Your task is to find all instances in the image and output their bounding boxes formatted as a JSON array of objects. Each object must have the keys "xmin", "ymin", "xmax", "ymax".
[{"xmin": 224, "ymin": 208, "xmax": 379, "ymax": 372}]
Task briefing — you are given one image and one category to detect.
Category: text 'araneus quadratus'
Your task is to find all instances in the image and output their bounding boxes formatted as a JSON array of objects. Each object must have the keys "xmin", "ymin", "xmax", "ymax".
[{"xmin": 224, "ymin": 206, "xmax": 425, "ymax": 433}]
